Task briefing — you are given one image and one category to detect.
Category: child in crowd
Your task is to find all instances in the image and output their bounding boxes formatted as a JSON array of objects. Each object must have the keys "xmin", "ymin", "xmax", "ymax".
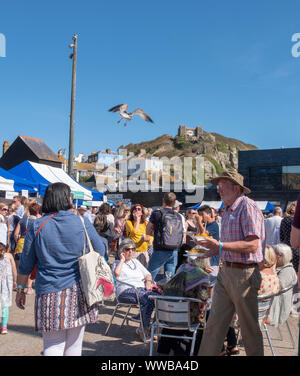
[{"xmin": 0, "ymin": 242, "xmax": 17, "ymax": 334}]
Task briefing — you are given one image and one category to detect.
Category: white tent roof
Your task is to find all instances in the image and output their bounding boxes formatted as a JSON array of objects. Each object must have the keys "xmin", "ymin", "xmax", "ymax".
[
  {"xmin": 255, "ymin": 201, "xmax": 269, "ymax": 210},
  {"xmin": 200, "ymin": 201, "xmax": 223, "ymax": 210},
  {"xmin": 0, "ymin": 176, "xmax": 14, "ymax": 192},
  {"xmin": 254, "ymin": 201, "xmax": 274, "ymax": 211},
  {"xmin": 29, "ymin": 161, "xmax": 93, "ymax": 200}
]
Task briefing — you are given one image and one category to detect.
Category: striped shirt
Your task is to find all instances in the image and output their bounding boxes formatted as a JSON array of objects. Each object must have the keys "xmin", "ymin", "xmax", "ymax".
[{"xmin": 220, "ymin": 195, "xmax": 265, "ymax": 264}]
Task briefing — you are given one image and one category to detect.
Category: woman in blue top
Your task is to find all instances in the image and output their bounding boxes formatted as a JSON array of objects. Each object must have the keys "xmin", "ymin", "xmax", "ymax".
[{"xmin": 15, "ymin": 182, "xmax": 106, "ymax": 356}]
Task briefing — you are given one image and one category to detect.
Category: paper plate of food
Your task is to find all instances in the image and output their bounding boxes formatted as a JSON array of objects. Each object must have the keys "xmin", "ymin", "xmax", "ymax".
[
  {"xmin": 184, "ymin": 248, "xmax": 209, "ymax": 257},
  {"xmin": 193, "ymin": 233, "xmax": 213, "ymax": 241}
]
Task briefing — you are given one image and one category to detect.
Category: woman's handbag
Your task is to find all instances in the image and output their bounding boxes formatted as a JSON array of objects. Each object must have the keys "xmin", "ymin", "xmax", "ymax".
[
  {"xmin": 14, "ymin": 217, "xmax": 30, "ymax": 255},
  {"xmin": 78, "ymin": 216, "xmax": 114, "ymax": 306}
]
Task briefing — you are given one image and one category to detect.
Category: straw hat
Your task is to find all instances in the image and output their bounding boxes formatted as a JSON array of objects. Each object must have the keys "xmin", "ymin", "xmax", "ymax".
[{"xmin": 210, "ymin": 171, "xmax": 251, "ymax": 194}]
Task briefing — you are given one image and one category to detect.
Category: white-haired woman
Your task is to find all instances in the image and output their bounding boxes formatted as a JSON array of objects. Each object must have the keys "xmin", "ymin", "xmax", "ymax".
[
  {"xmin": 258, "ymin": 245, "xmax": 280, "ymax": 296},
  {"xmin": 112, "ymin": 238, "xmax": 158, "ymax": 341},
  {"xmin": 268, "ymin": 243, "xmax": 298, "ymax": 326}
]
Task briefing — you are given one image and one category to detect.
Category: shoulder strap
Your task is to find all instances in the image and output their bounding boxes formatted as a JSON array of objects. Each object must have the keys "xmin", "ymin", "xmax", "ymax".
[
  {"xmin": 79, "ymin": 215, "xmax": 95, "ymax": 255},
  {"xmin": 20, "ymin": 217, "xmax": 30, "ymax": 237},
  {"xmin": 7, "ymin": 216, "xmax": 10, "ymax": 250},
  {"xmin": 36, "ymin": 213, "xmax": 56, "ymax": 236}
]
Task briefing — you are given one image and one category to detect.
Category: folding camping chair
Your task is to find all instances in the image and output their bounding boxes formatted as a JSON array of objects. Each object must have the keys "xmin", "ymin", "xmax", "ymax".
[
  {"xmin": 271, "ymin": 285, "xmax": 296, "ymax": 350},
  {"xmin": 258, "ymin": 284, "xmax": 296, "ymax": 356},
  {"xmin": 148, "ymin": 295, "xmax": 207, "ymax": 356},
  {"xmin": 104, "ymin": 280, "xmax": 148, "ymax": 343}
]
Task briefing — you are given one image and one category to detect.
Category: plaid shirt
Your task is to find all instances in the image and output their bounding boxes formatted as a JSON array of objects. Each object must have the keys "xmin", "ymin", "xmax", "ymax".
[{"xmin": 220, "ymin": 195, "xmax": 265, "ymax": 264}]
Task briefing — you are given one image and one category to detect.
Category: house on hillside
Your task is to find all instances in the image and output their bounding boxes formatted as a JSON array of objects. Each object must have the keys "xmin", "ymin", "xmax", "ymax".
[
  {"xmin": 87, "ymin": 149, "xmax": 123, "ymax": 166},
  {"xmin": 56, "ymin": 152, "xmax": 100, "ymax": 181}
]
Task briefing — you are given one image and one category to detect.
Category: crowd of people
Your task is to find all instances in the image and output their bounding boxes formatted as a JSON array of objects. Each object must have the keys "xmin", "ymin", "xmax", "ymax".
[{"xmin": 0, "ymin": 169, "xmax": 299, "ymax": 356}]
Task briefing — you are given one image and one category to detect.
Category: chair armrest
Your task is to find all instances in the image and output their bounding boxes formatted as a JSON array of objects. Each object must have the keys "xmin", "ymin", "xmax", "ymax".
[
  {"xmin": 278, "ymin": 284, "xmax": 296, "ymax": 295},
  {"xmin": 115, "ymin": 279, "xmax": 137, "ymax": 290},
  {"xmin": 115, "ymin": 279, "xmax": 142, "ymax": 302},
  {"xmin": 148, "ymin": 295, "xmax": 205, "ymax": 304}
]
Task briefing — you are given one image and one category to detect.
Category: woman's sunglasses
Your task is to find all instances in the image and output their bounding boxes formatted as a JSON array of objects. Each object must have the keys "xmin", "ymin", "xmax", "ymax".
[
  {"xmin": 124, "ymin": 247, "xmax": 135, "ymax": 252},
  {"xmin": 133, "ymin": 207, "xmax": 142, "ymax": 211}
]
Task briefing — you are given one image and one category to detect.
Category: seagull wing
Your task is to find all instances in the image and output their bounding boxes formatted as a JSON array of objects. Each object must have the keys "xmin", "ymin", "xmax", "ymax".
[
  {"xmin": 129, "ymin": 108, "xmax": 154, "ymax": 123},
  {"xmin": 108, "ymin": 104, "xmax": 128, "ymax": 113}
]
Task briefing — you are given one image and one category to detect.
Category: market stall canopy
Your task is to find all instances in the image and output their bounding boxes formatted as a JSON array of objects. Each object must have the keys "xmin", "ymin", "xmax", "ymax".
[
  {"xmin": 0, "ymin": 167, "xmax": 39, "ymax": 193},
  {"xmin": 0, "ymin": 175, "xmax": 14, "ymax": 192},
  {"xmin": 9, "ymin": 161, "xmax": 102, "ymax": 201},
  {"xmin": 255, "ymin": 201, "xmax": 274, "ymax": 212},
  {"xmin": 77, "ymin": 200, "xmax": 115, "ymax": 207},
  {"xmin": 187, "ymin": 201, "xmax": 224, "ymax": 210}
]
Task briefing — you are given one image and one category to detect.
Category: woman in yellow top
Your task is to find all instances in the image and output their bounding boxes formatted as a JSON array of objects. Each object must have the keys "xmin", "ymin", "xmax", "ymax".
[{"xmin": 126, "ymin": 204, "xmax": 153, "ymax": 267}]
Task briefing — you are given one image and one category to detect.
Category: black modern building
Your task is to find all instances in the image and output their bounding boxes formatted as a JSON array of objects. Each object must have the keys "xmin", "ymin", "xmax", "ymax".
[{"xmin": 238, "ymin": 147, "xmax": 300, "ymax": 208}]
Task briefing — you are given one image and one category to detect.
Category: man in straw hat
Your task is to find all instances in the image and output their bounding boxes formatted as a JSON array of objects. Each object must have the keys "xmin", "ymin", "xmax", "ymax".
[{"xmin": 196, "ymin": 171, "xmax": 265, "ymax": 356}]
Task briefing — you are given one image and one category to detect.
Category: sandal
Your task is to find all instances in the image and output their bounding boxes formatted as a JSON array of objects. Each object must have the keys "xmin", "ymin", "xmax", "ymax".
[
  {"xmin": 136, "ymin": 327, "xmax": 157, "ymax": 343},
  {"xmin": 226, "ymin": 346, "xmax": 240, "ymax": 356},
  {"xmin": 136, "ymin": 327, "xmax": 150, "ymax": 342},
  {"xmin": 26, "ymin": 287, "xmax": 34, "ymax": 295}
]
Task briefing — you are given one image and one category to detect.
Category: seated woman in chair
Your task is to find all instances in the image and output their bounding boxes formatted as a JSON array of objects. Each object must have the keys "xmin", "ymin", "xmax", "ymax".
[
  {"xmin": 269, "ymin": 243, "xmax": 297, "ymax": 326},
  {"xmin": 112, "ymin": 238, "xmax": 158, "ymax": 342},
  {"xmin": 258, "ymin": 245, "xmax": 280, "ymax": 296}
]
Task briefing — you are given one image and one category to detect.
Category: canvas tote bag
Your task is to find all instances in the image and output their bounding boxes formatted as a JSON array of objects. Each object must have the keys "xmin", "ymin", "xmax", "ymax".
[{"xmin": 78, "ymin": 216, "xmax": 114, "ymax": 306}]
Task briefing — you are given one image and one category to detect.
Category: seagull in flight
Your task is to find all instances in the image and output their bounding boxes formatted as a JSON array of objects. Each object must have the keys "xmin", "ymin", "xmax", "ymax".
[{"xmin": 108, "ymin": 104, "xmax": 154, "ymax": 127}]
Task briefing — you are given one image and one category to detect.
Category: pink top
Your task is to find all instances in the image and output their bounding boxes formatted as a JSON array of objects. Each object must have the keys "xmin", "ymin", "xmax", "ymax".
[
  {"xmin": 220, "ymin": 195, "xmax": 265, "ymax": 264},
  {"xmin": 258, "ymin": 272, "xmax": 280, "ymax": 296}
]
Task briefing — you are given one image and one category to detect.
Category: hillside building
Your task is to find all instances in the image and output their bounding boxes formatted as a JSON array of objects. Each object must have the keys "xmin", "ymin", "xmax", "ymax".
[{"xmin": 178, "ymin": 125, "xmax": 204, "ymax": 140}]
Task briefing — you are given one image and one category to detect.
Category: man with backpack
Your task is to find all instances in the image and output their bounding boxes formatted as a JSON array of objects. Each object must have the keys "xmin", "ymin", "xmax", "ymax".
[{"xmin": 146, "ymin": 193, "xmax": 184, "ymax": 281}]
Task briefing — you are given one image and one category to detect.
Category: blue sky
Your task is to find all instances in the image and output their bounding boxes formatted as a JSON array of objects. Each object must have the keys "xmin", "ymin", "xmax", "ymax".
[{"xmin": 0, "ymin": 0, "xmax": 300, "ymax": 158}]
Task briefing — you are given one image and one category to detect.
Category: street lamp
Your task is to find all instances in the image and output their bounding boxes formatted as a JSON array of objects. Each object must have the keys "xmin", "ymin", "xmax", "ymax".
[{"xmin": 68, "ymin": 34, "xmax": 78, "ymax": 178}]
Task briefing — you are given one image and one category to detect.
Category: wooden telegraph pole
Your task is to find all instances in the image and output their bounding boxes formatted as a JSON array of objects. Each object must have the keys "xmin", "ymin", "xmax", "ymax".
[{"xmin": 68, "ymin": 34, "xmax": 78, "ymax": 178}]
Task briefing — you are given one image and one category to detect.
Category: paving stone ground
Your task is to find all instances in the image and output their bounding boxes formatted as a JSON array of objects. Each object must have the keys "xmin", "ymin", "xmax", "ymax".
[{"xmin": 0, "ymin": 290, "xmax": 298, "ymax": 357}]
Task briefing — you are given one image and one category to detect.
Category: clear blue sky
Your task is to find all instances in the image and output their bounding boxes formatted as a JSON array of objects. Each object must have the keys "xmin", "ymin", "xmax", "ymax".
[{"xmin": 1, "ymin": 0, "xmax": 300, "ymax": 158}]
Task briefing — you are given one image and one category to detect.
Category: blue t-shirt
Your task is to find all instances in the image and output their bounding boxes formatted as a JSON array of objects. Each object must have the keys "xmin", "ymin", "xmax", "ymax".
[
  {"xmin": 18, "ymin": 210, "xmax": 106, "ymax": 295},
  {"xmin": 206, "ymin": 221, "xmax": 220, "ymax": 267}
]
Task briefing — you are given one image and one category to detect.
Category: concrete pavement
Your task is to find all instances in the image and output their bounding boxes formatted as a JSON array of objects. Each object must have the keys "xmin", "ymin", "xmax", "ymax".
[{"xmin": 0, "ymin": 290, "xmax": 298, "ymax": 356}]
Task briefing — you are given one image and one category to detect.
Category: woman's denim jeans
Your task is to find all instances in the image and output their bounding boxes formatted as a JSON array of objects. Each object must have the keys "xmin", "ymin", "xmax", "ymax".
[{"xmin": 147, "ymin": 250, "xmax": 178, "ymax": 281}]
